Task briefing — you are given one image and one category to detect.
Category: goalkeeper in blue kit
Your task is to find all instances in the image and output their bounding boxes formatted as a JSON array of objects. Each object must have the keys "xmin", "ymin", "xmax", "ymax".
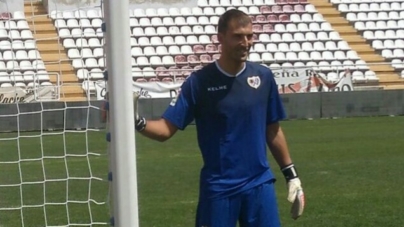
[{"xmin": 134, "ymin": 9, "xmax": 305, "ymax": 227}]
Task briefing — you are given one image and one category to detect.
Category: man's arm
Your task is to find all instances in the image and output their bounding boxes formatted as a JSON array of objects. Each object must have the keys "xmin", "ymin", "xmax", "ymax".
[
  {"xmin": 265, "ymin": 70, "xmax": 304, "ymax": 220},
  {"xmin": 266, "ymin": 122, "xmax": 292, "ymax": 168},
  {"xmin": 134, "ymin": 74, "xmax": 196, "ymax": 142},
  {"xmin": 137, "ymin": 118, "xmax": 178, "ymax": 142},
  {"xmin": 266, "ymin": 121, "xmax": 304, "ymax": 220}
]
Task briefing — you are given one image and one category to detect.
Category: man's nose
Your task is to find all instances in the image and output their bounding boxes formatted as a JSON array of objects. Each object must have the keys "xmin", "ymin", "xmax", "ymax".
[{"xmin": 241, "ymin": 36, "xmax": 250, "ymax": 47}]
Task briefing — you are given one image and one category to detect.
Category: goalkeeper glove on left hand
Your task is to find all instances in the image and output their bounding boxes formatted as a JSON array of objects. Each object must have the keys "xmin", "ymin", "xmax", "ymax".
[{"xmin": 282, "ymin": 163, "xmax": 305, "ymax": 220}]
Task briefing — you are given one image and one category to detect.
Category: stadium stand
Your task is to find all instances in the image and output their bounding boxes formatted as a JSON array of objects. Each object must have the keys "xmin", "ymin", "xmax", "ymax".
[
  {"xmin": 2, "ymin": 0, "xmax": 404, "ymax": 101},
  {"xmin": 0, "ymin": 11, "xmax": 52, "ymax": 89},
  {"xmin": 328, "ymin": 0, "xmax": 404, "ymax": 86},
  {"xmin": 51, "ymin": 1, "xmax": 373, "ymax": 82},
  {"xmin": 334, "ymin": 1, "xmax": 404, "ymax": 74}
]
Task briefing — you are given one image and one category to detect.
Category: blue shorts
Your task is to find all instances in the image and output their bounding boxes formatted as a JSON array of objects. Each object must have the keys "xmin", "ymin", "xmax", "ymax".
[{"xmin": 195, "ymin": 181, "xmax": 281, "ymax": 227}]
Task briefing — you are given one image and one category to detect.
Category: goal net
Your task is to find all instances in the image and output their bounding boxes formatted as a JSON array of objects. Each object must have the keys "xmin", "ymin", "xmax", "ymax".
[
  {"xmin": 0, "ymin": 1, "xmax": 111, "ymax": 226},
  {"xmin": 0, "ymin": 102, "xmax": 110, "ymax": 227}
]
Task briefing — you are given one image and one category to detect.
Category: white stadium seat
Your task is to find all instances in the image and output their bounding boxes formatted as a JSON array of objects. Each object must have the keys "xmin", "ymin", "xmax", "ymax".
[
  {"xmin": 155, "ymin": 8, "xmax": 168, "ymax": 17},
  {"xmin": 90, "ymin": 68, "xmax": 104, "ymax": 79},
  {"xmin": 77, "ymin": 68, "xmax": 89, "ymax": 80}
]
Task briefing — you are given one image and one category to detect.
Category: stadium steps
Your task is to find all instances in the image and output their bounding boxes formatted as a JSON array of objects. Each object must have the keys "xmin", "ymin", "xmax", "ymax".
[
  {"xmin": 24, "ymin": 2, "xmax": 86, "ymax": 102},
  {"xmin": 309, "ymin": 0, "xmax": 404, "ymax": 87},
  {"xmin": 59, "ymin": 86, "xmax": 88, "ymax": 99},
  {"xmin": 382, "ymin": 84, "xmax": 404, "ymax": 90}
]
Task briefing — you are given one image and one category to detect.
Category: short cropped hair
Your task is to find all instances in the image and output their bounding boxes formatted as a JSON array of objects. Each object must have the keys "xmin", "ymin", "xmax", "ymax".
[{"xmin": 217, "ymin": 9, "xmax": 252, "ymax": 34}]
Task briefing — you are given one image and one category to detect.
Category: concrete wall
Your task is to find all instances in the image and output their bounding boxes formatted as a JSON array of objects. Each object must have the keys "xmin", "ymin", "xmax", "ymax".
[
  {"xmin": 138, "ymin": 90, "xmax": 404, "ymax": 120},
  {"xmin": 0, "ymin": 90, "xmax": 403, "ymax": 132},
  {"xmin": 0, "ymin": 0, "xmax": 24, "ymax": 13},
  {"xmin": 320, "ymin": 90, "xmax": 404, "ymax": 118},
  {"xmin": 0, "ymin": 101, "xmax": 105, "ymax": 132}
]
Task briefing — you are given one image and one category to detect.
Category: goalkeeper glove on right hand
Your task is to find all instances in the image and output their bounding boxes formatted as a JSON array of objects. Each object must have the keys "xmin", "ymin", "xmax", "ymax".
[
  {"xmin": 135, "ymin": 115, "xmax": 147, "ymax": 132},
  {"xmin": 133, "ymin": 93, "xmax": 146, "ymax": 132},
  {"xmin": 281, "ymin": 163, "xmax": 305, "ymax": 220}
]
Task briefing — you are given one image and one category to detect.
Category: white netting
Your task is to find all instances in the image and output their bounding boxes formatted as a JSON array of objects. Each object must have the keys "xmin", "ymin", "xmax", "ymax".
[
  {"xmin": 0, "ymin": 103, "xmax": 109, "ymax": 227},
  {"xmin": 0, "ymin": 1, "xmax": 110, "ymax": 226}
]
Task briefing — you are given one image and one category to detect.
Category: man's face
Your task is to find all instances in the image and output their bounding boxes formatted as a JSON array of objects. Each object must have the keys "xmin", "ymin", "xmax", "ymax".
[{"xmin": 218, "ymin": 18, "xmax": 253, "ymax": 63}]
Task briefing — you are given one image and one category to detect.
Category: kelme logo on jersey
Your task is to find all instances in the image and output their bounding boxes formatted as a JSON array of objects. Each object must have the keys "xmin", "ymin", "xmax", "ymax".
[{"xmin": 247, "ymin": 76, "xmax": 261, "ymax": 89}]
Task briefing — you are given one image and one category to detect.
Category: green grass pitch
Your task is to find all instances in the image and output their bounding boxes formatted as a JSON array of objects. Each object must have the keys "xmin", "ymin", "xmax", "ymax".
[{"xmin": 0, "ymin": 116, "xmax": 403, "ymax": 227}]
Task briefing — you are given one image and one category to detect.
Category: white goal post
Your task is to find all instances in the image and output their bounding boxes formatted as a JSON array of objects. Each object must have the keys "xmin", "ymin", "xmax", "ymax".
[
  {"xmin": 0, "ymin": 0, "xmax": 140, "ymax": 226},
  {"xmin": 103, "ymin": 0, "xmax": 140, "ymax": 226}
]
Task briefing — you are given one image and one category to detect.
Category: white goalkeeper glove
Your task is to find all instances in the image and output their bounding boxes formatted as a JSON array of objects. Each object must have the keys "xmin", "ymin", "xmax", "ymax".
[
  {"xmin": 281, "ymin": 164, "xmax": 305, "ymax": 220},
  {"xmin": 133, "ymin": 93, "xmax": 147, "ymax": 132}
]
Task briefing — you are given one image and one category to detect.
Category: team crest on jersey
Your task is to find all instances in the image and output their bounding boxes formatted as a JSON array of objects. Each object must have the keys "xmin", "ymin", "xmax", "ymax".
[
  {"xmin": 169, "ymin": 88, "xmax": 181, "ymax": 106},
  {"xmin": 247, "ymin": 76, "xmax": 261, "ymax": 89}
]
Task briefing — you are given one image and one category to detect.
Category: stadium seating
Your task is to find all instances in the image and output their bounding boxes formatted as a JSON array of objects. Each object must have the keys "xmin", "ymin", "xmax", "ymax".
[
  {"xmin": 0, "ymin": 11, "xmax": 51, "ymax": 88},
  {"xmin": 332, "ymin": 0, "xmax": 404, "ymax": 76},
  {"xmin": 49, "ymin": 0, "xmax": 374, "ymax": 86}
]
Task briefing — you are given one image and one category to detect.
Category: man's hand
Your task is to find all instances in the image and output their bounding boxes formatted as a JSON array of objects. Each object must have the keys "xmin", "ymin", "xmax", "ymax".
[
  {"xmin": 282, "ymin": 164, "xmax": 305, "ymax": 220},
  {"xmin": 134, "ymin": 93, "xmax": 147, "ymax": 132}
]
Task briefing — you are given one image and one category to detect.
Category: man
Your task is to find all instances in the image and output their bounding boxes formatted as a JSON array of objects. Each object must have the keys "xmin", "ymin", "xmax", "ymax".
[{"xmin": 134, "ymin": 9, "xmax": 304, "ymax": 227}]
